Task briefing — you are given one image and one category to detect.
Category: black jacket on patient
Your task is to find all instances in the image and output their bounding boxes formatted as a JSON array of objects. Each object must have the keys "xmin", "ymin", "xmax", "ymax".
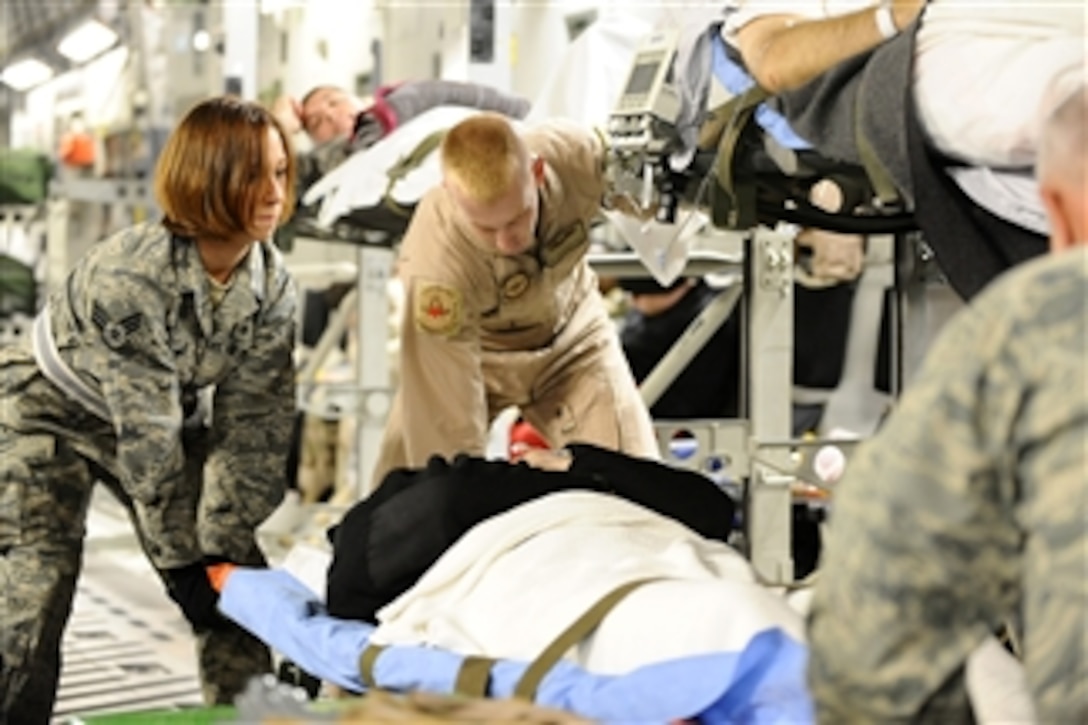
[{"xmin": 325, "ymin": 444, "xmax": 736, "ymax": 623}]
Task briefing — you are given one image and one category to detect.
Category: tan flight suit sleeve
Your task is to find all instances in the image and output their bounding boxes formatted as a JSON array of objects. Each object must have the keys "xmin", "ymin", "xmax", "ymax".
[{"xmin": 376, "ymin": 192, "xmax": 495, "ymax": 480}]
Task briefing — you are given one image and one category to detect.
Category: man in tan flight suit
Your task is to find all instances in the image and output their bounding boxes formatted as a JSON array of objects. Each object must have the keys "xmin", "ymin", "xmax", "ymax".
[{"xmin": 372, "ymin": 113, "xmax": 659, "ymax": 487}]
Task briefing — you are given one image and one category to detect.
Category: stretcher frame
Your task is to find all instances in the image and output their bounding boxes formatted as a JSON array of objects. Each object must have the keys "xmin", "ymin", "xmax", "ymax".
[
  {"xmin": 292, "ymin": 232, "xmax": 396, "ymax": 501},
  {"xmin": 591, "ymin": 227, "xmax": 941, "ymax": 583},
  {"xmin": 291, "ymin": 213, "xmax": 944, "ymax": 585}
]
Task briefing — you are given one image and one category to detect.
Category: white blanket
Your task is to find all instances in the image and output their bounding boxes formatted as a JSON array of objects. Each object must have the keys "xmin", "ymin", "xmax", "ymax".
[
  {"xmin": 302, "ymin": 106, "xmax": 489, "ymax": 228},
  {"xmin": 372, "ymin": 491, "xmax": 803, "ymax": 675}
]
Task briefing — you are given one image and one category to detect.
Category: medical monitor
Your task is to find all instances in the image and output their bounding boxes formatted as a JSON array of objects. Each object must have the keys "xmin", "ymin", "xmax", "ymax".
[
  {"xmin": 624, "ymin": 61, "xmax": 659, "ymax": 97},
  {"xmin": 614, "ymin": 30, "xmax": 679, "ymax": 118}
]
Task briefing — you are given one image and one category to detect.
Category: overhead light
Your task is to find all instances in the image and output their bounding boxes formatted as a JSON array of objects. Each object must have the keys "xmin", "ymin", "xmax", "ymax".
[
  {"xmin": 0, "ymin": 58, "xmax": 54, "ymax": 91},
  {"xmin": 57, "ymin": 19, "xmax": 119, "ymax": 63},
  {"xmin": 192, "ymin": 29, "xmax": 212, "ymax": 52}
]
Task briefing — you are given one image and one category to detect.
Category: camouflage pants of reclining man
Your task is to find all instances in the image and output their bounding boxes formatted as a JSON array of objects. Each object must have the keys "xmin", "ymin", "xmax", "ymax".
[{"xmin": 0, "ymin": 422, "xmax": 271, "ymax": 725}]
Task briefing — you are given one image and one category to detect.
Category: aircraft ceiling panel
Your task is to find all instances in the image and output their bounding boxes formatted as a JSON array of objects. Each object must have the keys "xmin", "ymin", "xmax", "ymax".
[{"xmin": 0, "ymin": 0, "xmax": 98, "ymax": 68}]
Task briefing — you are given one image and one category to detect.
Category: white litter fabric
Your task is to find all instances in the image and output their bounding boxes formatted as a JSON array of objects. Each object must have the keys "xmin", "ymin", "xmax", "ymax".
[
  {"xmin": 302, "ymin": 106, "xmax": 488, "ymax": 228},
  {"xmin": 967, "ymin": 636, "xmax": 1038, "ymax": 725},
  {"xmin": 371, "ymin": 490, "xmax": 804, "ymax": 675}
]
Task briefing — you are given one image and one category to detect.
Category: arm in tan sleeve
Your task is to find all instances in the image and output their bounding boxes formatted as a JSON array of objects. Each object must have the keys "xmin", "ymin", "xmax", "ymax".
[
  {"xmin": 735, "ymin": 1, "xmax": 925, "ymax": 94},
  {"xmin": 396, "ymin": 273, "xmax": 490, "ymax": 466}
]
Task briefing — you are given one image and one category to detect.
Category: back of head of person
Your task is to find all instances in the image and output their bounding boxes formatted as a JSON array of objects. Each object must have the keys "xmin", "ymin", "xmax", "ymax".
[
  {"xmin": 1036, "ymin": 84, "xmax": 1088, "ymax": 252},
  {"xmin": 154, "ymin": 95, "xmax": 297, "ymax": 246},
  {"xmin": 300, "ymin": 85, "xmax": 366, "ymax": 145},
  {"xmin": 807, "ymin": 83, "xmax": 1088, "ymax": 722},
  {"xmin": 440, "ymin": 112, "xmax": 545, "ymax": 257}
]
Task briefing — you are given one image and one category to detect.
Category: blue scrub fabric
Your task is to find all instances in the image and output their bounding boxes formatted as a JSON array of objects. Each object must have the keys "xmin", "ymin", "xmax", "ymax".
[
  {"xmin": 219, "ymin": 568, "xmax": 814, "ymax": 724},
  {"xmin": 710, "ymin": 34, "xmax": 812, "ymax": 151}
]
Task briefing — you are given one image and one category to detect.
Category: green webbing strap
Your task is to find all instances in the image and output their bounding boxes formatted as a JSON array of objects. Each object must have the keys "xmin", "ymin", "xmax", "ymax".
[
  {"xmin": 855, "ymin": 96, "xmax": 900, "ymax": 206},
  {"xmin": 697, "ymin": 101, "xmax": 732, "ymax": 150},
  {"xmin": 712, "ymin": 85, "xmax": 771, "ymax": 229},
  {"xmin": 358, "ymin": 643, "xmax": 387, "ymax": 689},
  {"xmin": 715, "ymin": 85, "xmax": 771, "ymax": 194},
  {"xmin": 453, "ymin": 655, "xmax": 498, "ymax": 698},
  {"xmin": 512, "ymin": 579, "xmax": 656, "ymax": 702},
  {"xmin": 383, "ymin": 129, "xmax": 447, "ymax": 218}
]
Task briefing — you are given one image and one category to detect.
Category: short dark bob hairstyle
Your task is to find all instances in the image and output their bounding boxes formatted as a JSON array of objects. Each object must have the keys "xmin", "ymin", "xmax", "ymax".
[{"xmin": 154, "ymin": 95, "xmax": 297, "ymax": 240}]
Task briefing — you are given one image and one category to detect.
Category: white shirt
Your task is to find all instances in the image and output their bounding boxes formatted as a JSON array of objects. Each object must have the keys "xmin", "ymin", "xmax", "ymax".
[{"xmin": 723, "ymin": 1, "xmax": 1086, "ymax": 168}]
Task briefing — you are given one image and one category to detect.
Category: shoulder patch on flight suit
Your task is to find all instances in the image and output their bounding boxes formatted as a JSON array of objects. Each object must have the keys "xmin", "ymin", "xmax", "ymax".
[
  {"xmin": 414, "ymin": 282, "xmax": 462, "ymax": 337},
  {"xmin": 91, "ymin": 301, "xmax": 143, "ymax": 351}
]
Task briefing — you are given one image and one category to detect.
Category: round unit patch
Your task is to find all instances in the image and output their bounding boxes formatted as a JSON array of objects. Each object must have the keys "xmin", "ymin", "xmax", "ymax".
[{"xmin": 414, "ymin": 282, "xmax": 463, "ymax": 337}]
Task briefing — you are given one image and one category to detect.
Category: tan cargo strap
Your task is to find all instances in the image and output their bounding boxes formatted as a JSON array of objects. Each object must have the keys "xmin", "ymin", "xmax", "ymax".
[
  {"xmin": 360, "ymin": 644, "xmax": 496, "ymax": 696},
  {"xmin": 362, "ymin": 579, "xmax": 654, "ymax": 699},
  {"xmin": 453, "ymin": 655, "xmax": 498, "ymax": 698},
  {"xmin": 714, "ymin": 84, "xmax": 771, "ymax": 189},
  {"xmin": 711, "ymin": 85, "xmax": 771, "ymax": 229},
  {"xmin": 383, "ymin": 129, "xmax": 447, "ymax": 218},
  {"xmin": 358, "ymin": 643, "xmax": 387, "ymax": 689},
  {"xmin": 511, "ymin": 578, "xmax": 656, "ymax": 702}
]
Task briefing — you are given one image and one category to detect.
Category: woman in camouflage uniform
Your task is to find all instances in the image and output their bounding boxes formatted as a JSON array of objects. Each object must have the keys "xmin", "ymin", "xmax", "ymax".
[{"xmin": 0, "ymin": 96, "xmax": 298, "ymax": 723}]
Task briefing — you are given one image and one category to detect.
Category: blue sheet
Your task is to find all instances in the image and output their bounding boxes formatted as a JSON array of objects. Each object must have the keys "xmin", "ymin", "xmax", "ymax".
[
  {"xmin": 219, "ymin": 568, "xmax": 814, "ymax": 724},
  {"xmin": 711, "ymin": 35, "xmax": 812, "ymax": 151}
]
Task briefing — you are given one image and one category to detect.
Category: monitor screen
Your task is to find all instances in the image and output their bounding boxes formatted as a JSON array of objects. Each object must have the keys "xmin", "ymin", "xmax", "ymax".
[{"xmin": 623, "ymin": 61, "xmax": 659, "ymax": 96}]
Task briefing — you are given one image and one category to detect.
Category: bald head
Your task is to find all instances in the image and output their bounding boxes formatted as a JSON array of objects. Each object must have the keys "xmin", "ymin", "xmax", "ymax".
[{"xmin": 1037, "ymin": 85, "xmax": 1088, "ymax": 252}]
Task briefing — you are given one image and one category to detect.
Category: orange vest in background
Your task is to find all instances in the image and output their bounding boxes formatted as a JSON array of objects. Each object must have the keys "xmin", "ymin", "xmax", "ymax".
[{"xmin": 59, "ymin": 132, "xmax": 96, "ymax": 168}]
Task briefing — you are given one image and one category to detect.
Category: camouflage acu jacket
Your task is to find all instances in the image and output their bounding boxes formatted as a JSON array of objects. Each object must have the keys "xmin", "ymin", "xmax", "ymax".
[
  {"xmin": 1, "ymin": 221, "xmax": 297, "ymax": 568},
  {"xmin": 808, "ymin": 247, "xmax": 1088, "ymax": 722}
]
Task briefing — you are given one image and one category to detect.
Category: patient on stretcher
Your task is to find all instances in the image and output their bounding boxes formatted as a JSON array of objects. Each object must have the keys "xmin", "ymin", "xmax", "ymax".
[
  {"xmin": 552, "ymin": 5, "xmax": 1074, "ymax": 301},
  {"xmin": 323, "ymin": 443, "xmax": 736, "ymax": 624},
  {"xmin": 214, "ymin": 485, "xmax": 812, "ymax": 723},
  {"xmin": 706, "ymin": 1, "xmax": 1082, "ymax": 296}
]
